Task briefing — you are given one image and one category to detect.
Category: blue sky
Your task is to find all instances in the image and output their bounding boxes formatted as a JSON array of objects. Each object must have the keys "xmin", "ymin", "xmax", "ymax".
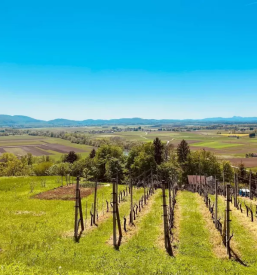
[{"xmin": 0, "ymin": 0, "xmax": 257, "ymax": 120}]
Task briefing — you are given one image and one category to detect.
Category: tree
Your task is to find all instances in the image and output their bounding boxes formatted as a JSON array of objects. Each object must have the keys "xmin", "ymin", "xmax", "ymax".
[
  {"xmin": 221, "ymin": 161, "xmax": 234, "ymax": 183},
  {"xmin": 89, "ymin": 148, "xmax": 96, "ymax": 159},
  {"xmin": 153, "ymin": 137, "xmax": 164, "ymax": 165},
  {"xmin": 177, "ymin": 140, "xmax": 190, "ymax": 163},
  {"xmin": 93, "ymin": 144, "xmax": 123, "ymax": 181},
  {"xmin": 129, "ymin": 143, "xmax": 156, "ymax": 178},
  {"xmin": 63, "ymin": 151, "xmax": 79, "ymax": 164},
  {"xmin": 238, "ymin": 162, "xmax": 246, "ymax": 179},
  {"xmin": 33, "ymin": 162, "xmax": 53, "ymax": 176},
  {"xmin": 105, "ymin": 157, "xmax": 124, "ymax": 183}
]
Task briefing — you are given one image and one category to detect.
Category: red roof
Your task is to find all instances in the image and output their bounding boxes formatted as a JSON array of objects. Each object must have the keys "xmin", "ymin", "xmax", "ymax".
[{"xmin": 187, "ymin": 175, "xmax": 206, "ymax": 185}]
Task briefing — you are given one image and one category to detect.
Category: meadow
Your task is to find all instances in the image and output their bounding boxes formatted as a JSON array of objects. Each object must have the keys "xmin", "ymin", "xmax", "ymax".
[{"xmin": 1, "ymin": 176, "xmax": 257, "ymax": 274}]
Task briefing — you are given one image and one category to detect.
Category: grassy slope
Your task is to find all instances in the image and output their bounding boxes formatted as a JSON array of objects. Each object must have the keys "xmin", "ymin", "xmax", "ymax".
[{"xmin": 2, "ymin": 179, "xmax": 257, "ymax": 274}]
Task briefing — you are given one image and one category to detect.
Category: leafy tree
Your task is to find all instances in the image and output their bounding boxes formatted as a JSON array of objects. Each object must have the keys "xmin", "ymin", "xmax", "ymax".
[
  {"xmin": 185, "ymin": 150, "xmax": 222, "ymax": 180},
  {"xmin": 177, "ymin": 139, "xmax": 190, "ymax": 163},
  {"xmin": 221, "ymin": 161, "xmax": 234, "ymax": 182},
  {"xmin": 164, "ymin": 142, "xmax": 175, "ymax": 161},
  {"xmin": 0, "ymin": 153, "xmax": 32, "ymax": 176},
  {"xmin": 153, "ymin": 137, "xmax": 164, "ymax": 165},
  {"xmin": 105, "ymin": 157, "xmax": 124, "ymax": 183},
  {"xmin": 33, "ymin": 162, "xmax": 53, "ymax": 176},
  {"xmin": 129, "ymin": 143, "xmax": 156, "ymax": 178},
  {"xmin": 70, "ymin": 159, "xmax": 86, "ymax": 177}
]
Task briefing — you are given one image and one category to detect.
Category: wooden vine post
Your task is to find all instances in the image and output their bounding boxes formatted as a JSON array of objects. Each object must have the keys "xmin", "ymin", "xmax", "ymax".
[
  {"xmin": 226, "ymin": 184, "xmax": 232, "ymax": 258},
  {"xmin": 168, "ymin": 180, "xmax": 172, "ymax": 224},
  {"xmin": 144, "ymin": 179, "xmax": 146, "ymax": 205},
  {"xmin": 162, "ymin": 180, "xmax": 173, "ymax": 255},
  {"xmin": 74, "ymin": 177, "xmax": 84, "ymax": 242},
  {"xmin": 215, "ymin": 177, "xmax": 218, "ymax": 228},
  {"xmin": 112, "ymin": 178, "xmax": 117, "ymax": 247},
  {"xmin": 116, "ymin": 176, "xmax": 122, "ymax": 240},
  {"xmin": 130, "ymin": 177, "xmax": 133, "ymax": 224},
  {"xmin": 249, "ymin": 170, "xmax": 252, "ymax": 200},
  {"xmin": 223, "ymin": 170, "xmax": 225, "ymax": 197},
  {"xmin": 93, "ymin": 180, "xmax": 98, "ymax": 225},
  {"xmin": 235, "ymin": 173, "xmax": 238, "ymax": 208}
]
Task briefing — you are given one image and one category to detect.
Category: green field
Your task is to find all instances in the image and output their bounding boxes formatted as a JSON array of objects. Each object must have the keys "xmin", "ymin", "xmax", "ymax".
[{"xmin": 1, "ymin": 177, "xmax": 257, "ymax": 274}]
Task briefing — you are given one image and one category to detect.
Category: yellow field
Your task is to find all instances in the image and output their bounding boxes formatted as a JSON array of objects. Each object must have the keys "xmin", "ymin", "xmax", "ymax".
[{"xmin": 220, "ymin": 134, "xmax": 249, "ymax": 137}]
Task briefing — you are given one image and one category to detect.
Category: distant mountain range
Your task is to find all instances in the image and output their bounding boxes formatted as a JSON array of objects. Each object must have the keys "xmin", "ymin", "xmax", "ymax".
[{"xmin": 0, "ymin": 115, "xmax": 257, "ymax": 127}]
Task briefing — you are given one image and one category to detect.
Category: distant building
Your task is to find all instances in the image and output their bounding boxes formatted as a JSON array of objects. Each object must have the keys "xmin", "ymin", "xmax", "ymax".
[
  {"xmin": 187, "ymin": 175, "xmax": 216, "ymax": 188},
  {"xmin": 187, "ymin": 175, "xmax": 206, "ymax": 186}
]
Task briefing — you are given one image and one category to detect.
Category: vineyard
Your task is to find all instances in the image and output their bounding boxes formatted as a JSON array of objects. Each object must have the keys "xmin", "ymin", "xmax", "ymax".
[{"xmin": 1, "ymin": 175, "xmax": 257, "ymax": 275}]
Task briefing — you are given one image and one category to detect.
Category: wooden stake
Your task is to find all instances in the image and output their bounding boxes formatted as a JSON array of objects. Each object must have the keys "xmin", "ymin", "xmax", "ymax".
[
  {"xmin": 215, "ymin": 178, "xmax": 218, "ymax": 229},
  {"xmin": 113, "ymin": 179, "xmax": 117, "ymax": 248},
  {"xmin": 93, "ymin": 180, "xmax": 97, "ymax": 224},
  {"xmin": 162, "ymin": 180, "xmax": 173, "ymax": 256}
]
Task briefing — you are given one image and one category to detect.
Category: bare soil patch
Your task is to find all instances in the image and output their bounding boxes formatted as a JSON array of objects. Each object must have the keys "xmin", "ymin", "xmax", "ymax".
[
  {"xmin": 227, "ymin": 158, "xmax": 257, "ymax": 168},
  {"xmin": 22, "ymin": 146, "xmax": 53, "ymax": 156},
  {"xmin": 0, "ymin": 148, "xmax": 5, "ymax": 154},
  {"xmin": 39, "ymin": 143, "xmax": 85, "ymax": 153},
  {"xmin": 34, "ymin": 184, "xmax": 101, "ymax": 200}
]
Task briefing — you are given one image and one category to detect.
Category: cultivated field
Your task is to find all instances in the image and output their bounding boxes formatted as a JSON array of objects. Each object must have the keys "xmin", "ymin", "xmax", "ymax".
[
  {"xmin": 1, "ymin": 176, "xmax": 257, "ymax": 274},
  {"xmin": 1, "ymin": 129, "xmax": 257, "ymax": 168},
  {"xmin": 0, "ymin": 136, "xmax": 93, "ymax": 160}
]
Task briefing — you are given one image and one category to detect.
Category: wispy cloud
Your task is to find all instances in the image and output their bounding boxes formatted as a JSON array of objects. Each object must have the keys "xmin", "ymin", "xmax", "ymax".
[{"xmin": 246, "ymin": 1, "xmax": 257, "ymax": 6}]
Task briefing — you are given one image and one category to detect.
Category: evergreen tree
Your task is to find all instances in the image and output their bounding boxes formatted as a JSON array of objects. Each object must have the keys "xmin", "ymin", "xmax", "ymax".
[
  {"xmin": 89, "ymin": 148, "xmax": 96, "ymax": 159},
  {"xmin": 153, "ymin": 137, "xmax": 164, "ymax": 165},
  {"xmin": 177, "ymin": 139, "xmax": 190, "ymax": 163},
  {"xmin": 64, "ymin": 151, "xmax": 78, "ymax": 164}
]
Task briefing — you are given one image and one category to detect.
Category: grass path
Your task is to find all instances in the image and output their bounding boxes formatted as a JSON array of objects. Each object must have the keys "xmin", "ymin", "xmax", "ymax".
[
  {"xmin": 216, "ymin": 196, "xmax": 257, "ymax": 269},
  {"xmin": 195, "ymin": 193, "xmax": 227, "ymax": 259}
]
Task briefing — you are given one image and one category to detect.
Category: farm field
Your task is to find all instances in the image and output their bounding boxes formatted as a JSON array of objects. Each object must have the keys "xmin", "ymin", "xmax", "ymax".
[
  {"xmin": 1, "ymin": 177, "xmax": 257, "ymax": 274},
  {"xmin": 0, "ymin": 135, "xmax": 94, "ymax": 160},
  {"xmin": 1, "ymin": 129, "xmax": 257, "ymax": 168}
]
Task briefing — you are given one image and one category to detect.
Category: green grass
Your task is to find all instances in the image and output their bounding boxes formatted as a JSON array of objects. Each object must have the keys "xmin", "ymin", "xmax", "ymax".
[
  {"xmin": 2, "ymin": 179, "xmax": 257, "ymax": 274},
  {"xmin": 192, "ymin": 141, "xmax": 244, "ymax": 149}
]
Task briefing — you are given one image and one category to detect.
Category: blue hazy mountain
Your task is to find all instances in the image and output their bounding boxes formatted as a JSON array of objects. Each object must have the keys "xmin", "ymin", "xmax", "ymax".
[{"xmin": 0, "ymin": 115, "xmax": 256, "ymax": 127}]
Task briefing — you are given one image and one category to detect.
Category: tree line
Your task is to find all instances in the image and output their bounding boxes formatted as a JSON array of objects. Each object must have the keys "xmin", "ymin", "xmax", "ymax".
[{"xmin": 1, "ymin": 138, "xmax": 253, "ymax": 188}]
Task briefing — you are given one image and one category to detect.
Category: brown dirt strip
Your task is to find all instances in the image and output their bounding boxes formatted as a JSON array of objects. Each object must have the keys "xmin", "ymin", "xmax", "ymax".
[
  {"xmin": 0, "ymin": 144, "xmax": 42, "ymax": 148},
  {"xmin": 0, "ymin": 148, "xmax": 5, "ymax": 153},
  {"xmin": 34, "ymin": 184, "xmax": 100, "ymax": 200},
  {"xmin": 107, "ymin": 190, "xmax": 160, "ymax": 246},
  {"xmin": 22, "ymin": 146, "xmax": 53, "ymax": 156},
  {"xmin": 195, "ymin": 194, "xmax": 227, "ymax": 259},
  {"xmin": 227, "ymin": 158, "xmax": 257, "ymax": 168},
  {"xmin": 39, "ymin": 143, "xmax": 86, "ymax": 153}
]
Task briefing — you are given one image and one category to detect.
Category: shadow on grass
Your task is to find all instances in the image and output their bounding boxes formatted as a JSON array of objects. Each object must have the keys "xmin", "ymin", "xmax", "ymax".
[{"xmin": 231, "ymin": 248, "xmax": 248, "ymax": 267}]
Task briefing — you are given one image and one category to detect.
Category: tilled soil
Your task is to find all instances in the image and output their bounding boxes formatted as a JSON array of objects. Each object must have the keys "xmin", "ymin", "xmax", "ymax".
[{"xmin": 34, "ymin": 184, "xmax": 99, "ymax": 200}]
